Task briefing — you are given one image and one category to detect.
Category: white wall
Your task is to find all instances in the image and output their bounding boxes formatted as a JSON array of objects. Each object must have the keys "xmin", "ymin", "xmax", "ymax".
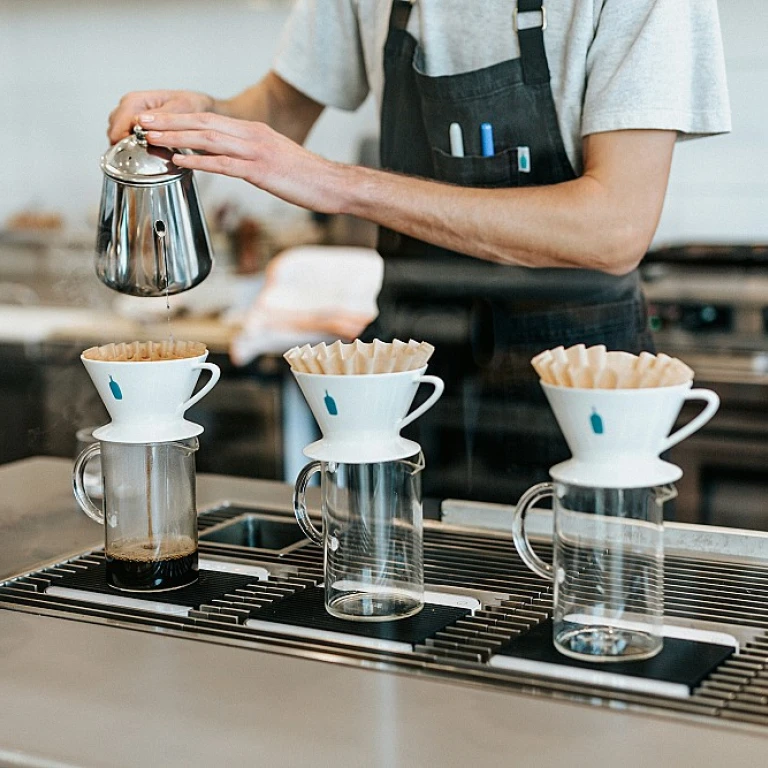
[
  {"xmin": 0, "ymin": 0, "xmax": 377, "ymax": 230},
  {"xmin": 653, "ymin": 0, "xmax": 768, "ymax": 246},
  {"xmin": 1, "ymin": 0, "xmax": 765, "ymax": 245}
]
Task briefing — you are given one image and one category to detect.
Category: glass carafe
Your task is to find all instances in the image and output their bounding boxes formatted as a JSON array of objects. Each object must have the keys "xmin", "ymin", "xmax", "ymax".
[
  {"xmin": 512, "ymin": 481, "xmax": 677, "ymax": 662},
  {"xmin": 293, "ymin": 454, "xmax": 425, "ymax": 621},
  {"xmin": 73, "ymin": 438, "xmax": 199, "ymax": 591}
]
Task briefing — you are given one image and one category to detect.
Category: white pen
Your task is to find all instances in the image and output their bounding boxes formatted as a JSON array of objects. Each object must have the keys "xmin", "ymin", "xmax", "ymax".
[{"xmin": 449, "ymin": 122, "xmax": 465, "ymax": 157}]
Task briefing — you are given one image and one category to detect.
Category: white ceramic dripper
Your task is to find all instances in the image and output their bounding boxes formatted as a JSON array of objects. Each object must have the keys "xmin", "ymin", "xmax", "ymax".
[
  {"xmin": 82, "ymin": 351, "xmax": 220, "ymax": 443},
  {"xmin": 292, "ymin": 367, "xmax": 444, "ymax": 463},
  {"xmin": 542, "ymin": 380, "xmax": 720, "ymax": 488}
]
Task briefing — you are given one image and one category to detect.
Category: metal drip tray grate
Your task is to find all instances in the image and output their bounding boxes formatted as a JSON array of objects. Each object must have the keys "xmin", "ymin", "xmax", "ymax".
[
  {"xmin": 246, "ymin": 587, "xmax": 472, "ymax": 654},
  {"xmin": 49, "ymin": 559, "xmax": 269, "ymax": 607},
  {"xmin": 490, "ymin": 620, "xmax": 736, "ymax": 699},
  {"xmin": 3, "ymin": 501, "xmax": 768, "ymax": 732}
]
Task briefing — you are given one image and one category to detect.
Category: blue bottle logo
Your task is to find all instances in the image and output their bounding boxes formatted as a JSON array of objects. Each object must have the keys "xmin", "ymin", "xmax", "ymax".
[
  {"xmin": 108, "ymin": 375, "xmax": 123, "ymax": 401},
  {"xmin": 324, "ymin": 390, "xmax": 338, "ymax": 416},
  {"xmin": 590, "ymin": 408, "xmax": 604, "ymax": 435}
]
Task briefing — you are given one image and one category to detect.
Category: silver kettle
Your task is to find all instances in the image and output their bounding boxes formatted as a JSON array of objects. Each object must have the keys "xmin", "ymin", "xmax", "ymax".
[{"xmin": 96, "ymin": 125, "xmax": 213, "ymax": 297}]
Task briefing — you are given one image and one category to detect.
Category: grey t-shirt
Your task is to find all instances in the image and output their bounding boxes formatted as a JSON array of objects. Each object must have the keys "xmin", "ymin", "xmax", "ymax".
[{"xmin": 274, "ymin": 0, "xmax": 731, "ymax": 175}]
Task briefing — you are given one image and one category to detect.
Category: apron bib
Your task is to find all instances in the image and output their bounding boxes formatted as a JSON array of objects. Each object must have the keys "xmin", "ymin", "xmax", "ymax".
[{"xmin": 364, "ymin": 0, "xmax": 654, "ymax": 504}]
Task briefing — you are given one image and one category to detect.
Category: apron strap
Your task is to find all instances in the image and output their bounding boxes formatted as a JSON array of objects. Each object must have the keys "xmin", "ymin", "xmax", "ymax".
[
  {"xmin": 516, "ymin": 0, "xmax": 550, "ymax": 85},
  {"xmin": 389, "ymin": 1, "xmax": 549, "ymax": 86},
  {"xmin": 389, "ymin": 0, "xmax": 414, "ymax": 32}
]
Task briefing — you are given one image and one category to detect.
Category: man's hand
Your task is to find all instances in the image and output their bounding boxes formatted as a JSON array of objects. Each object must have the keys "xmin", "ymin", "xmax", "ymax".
[
  {"xmin": 140, "ymin": 111, "xmax": 346, "ymax": 214},
  {"xmin": 108, "ymin": 90, "xmax": 215, "ymax": 144}
]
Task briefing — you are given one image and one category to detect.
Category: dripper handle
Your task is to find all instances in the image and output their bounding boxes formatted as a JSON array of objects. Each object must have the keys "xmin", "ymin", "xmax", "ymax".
[
  {"xmin": 72, "ymin": 443, "xmax": 105, "ymax": 524},
  {"xmin": 660, "ymin": 388, "xmax": 720, "ymax": 452},
  {"xmin": 293, "ymin": 461, "xmax": 324, "ymax": 547},
  {"xmin": 511, "ymin": 482, "xmax": 554, "ymax": 581},
  {"xmin": 178, "ymin": 363, "xmax": 221, "ymax": 416},
  {"xmin": 399, "ymin": 375, "xmax": 445, "ymax": 430}
]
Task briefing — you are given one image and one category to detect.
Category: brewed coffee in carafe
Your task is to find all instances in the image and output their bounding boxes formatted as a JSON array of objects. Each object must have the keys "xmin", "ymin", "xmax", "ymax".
[{"xmin": 74, "ymin": 438, "xmax": 199, "ymax": 591}]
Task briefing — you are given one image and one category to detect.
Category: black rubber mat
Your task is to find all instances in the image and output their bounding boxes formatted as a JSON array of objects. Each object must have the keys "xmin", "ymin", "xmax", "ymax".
[
  {"xmin": 495, "ymin": 620, "xmax": 734, "ymax": 692},
  {"xmin": 50, "ymin": 562, "xmax": 262, "ymax": 608},
  {"xmin": 249, "ymin": 586, "xmax": 470, "ymax": 645}
]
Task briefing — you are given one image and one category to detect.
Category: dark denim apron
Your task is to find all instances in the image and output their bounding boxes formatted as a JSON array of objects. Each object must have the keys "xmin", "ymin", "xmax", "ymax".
[{"xmin": 363, "ymin": 0, "xmax": 654, "ymax": 504}]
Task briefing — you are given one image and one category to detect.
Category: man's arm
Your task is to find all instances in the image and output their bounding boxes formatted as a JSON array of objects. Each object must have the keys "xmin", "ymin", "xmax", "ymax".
[
  {"xmin": 141, "ymin": 111, "xmax": 675, "ymax": 275},
  {"xmin": 343, "ymin": 130, "xmax": 676, "ymax": 275},
  {"xmin": 214, "ymin": 72, "xmax": 325, "ymax": 145}
]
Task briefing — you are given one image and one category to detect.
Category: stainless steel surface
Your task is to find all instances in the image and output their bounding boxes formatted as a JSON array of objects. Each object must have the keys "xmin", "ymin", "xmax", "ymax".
[
  {"xmin": 2, "ymin": 611, "xmax": 767, "ymax": 768},
  {"xmin": 2, "ymin": 458, "xmax": 768, "ymax": 767},
  {"xmin": 96, "ymin": 126, "xmax": 213, "ymax": 297},
  {"xmin": 0, "ymin": 458, "xmax": 291, "ymax": 582},
  {"xmin": 0, "ymin": 458, "xmax": 102, "ymax": 580}
]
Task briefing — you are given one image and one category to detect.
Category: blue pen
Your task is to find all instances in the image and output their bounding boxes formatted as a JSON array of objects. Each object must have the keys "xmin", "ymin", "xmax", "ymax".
[{"xmin": 480, "ymin": 122, "xmax": 495, "ymax": 157}]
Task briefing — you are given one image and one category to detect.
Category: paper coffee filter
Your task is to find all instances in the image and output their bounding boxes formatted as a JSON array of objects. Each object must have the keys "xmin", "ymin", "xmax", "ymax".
[
  {"xmin": 531, "ymin": 344, "xmax": 694, "ymax": 389},
  {"xmin": 82, "ymin": 340, "xmax": 207, "ymax": 362},
  {"xmin": 283, "ymin": 338, "xmax": 435, "ymax": 374}
]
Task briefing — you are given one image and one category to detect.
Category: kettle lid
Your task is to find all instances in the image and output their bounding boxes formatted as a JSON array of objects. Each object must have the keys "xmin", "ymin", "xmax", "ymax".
[{"xmin": 100, "ymin": 125, "xmax": 186, "ymax": 184}]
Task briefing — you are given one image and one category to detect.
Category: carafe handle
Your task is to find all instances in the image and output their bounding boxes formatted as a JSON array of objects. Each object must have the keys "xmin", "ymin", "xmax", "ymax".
[
  {"xmin": 660, "ymin": 388, "xmax": 720, "ymax": 452},
  {"xmin": 511, "ymin": 482, "xmax": 554, "ymax": 581},
  {"xmin": 178, "ymin": 363, "xmax": 221, "ymax": 416},
  {"xmin": 293, "ymin": 461, "xmax": 323, "ymax": 547},
  {"xmin": 72, "ymin": 443, "xmax": 105, "ymax": 524},
  {"xmin": 399, "ymin": 375, "xmax": 445, "ymax": 430}
]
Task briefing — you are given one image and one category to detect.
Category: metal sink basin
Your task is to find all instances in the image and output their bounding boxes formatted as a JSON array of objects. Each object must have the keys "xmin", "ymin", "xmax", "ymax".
[{"xmin": 199, "ymin": 509, "xmax": 306, "ymax": 552}]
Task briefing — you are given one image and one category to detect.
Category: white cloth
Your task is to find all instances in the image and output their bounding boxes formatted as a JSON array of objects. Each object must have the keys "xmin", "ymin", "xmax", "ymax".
[
  {"xmin": 273, "ymin": 0, "xmax": 731, "ymax": 174},
  {"xmin": 229, "ymin": 246, "xmax": 384, "ymax": 366}
]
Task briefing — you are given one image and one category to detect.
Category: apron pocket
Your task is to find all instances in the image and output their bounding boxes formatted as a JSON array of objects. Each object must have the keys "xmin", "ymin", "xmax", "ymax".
[{"xmin": 433, "ymin": 147, "xmax": 520, "ymax": 188}]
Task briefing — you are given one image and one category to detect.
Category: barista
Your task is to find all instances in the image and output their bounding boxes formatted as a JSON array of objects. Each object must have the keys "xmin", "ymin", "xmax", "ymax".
[{"xmin": 109, "ymin": 0, "xmax": 730, "ymax": 503}]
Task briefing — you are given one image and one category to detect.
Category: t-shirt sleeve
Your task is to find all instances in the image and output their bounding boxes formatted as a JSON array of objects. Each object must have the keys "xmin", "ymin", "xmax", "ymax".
[
  {"xmin": 582, "ymin": 0, "xmax": 731, "ymax": 139},
  {"xmin": 272, "ymin": 0, "xmax": 369, "ymax": 111}
]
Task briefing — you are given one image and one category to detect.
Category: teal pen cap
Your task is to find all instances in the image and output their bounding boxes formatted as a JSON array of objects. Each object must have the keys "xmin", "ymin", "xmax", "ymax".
[{"xmin": 517, "ymin": 146, "xmax": 531, "ymax": 173}]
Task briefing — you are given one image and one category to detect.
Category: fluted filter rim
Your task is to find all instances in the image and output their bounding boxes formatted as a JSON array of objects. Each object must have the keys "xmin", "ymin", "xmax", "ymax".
[
  {"xmin": 82, "ymin": 340, "xmax": 207, "ymax": 362},
  {"xmin": 531, "ymin": 344, "xmax": 694, "ymax": 389},
  {"xmin": 283, "ymin": 339, "xmax": 434, "ymax": 375}
]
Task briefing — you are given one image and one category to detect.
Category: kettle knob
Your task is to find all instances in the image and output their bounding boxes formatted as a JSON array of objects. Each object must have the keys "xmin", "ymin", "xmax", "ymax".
[{"xmin": 133, "ymin": 124, "xmax": 149, "ymax": 147}]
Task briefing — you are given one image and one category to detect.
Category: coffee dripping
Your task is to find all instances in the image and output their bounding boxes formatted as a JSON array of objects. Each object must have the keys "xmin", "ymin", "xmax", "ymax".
[{"xmin": 73, "ymin": 341, "xmax": 221, "ymax": 591}]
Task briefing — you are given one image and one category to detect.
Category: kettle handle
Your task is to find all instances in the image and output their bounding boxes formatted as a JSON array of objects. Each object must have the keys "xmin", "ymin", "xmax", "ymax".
[{"xmin": 178, "ymin": 363, "xmax": 221, "ymax": 416}]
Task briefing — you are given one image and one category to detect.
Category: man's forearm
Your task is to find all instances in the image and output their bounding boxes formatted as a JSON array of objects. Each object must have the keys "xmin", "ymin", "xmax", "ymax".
[
  {"xmin": 213, "ymin": 72, "xmax": 324, "ymax": 145},
  {"xmin": 341, "ymin": 168, "xmax": 638, "ymax": 275},
  {"xmin": 339, "ymin": 130, "xmax": 676, "ymax": 275}
]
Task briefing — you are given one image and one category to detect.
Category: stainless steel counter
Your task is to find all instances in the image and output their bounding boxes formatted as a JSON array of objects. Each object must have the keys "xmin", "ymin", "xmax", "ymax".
[
  {"xmin": 0, "ymin": 458, "xmax": 291, "ymax": 582},
  {"xmin": 1, "ymin": 458, "xmax": 767, "ymax": 768}
]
